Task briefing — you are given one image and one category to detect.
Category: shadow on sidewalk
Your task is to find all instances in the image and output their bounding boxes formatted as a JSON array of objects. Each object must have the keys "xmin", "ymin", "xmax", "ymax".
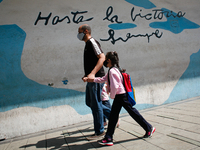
[{"xmin": 19, "ymin": 128, "xmax": 143, "ymax": 149}]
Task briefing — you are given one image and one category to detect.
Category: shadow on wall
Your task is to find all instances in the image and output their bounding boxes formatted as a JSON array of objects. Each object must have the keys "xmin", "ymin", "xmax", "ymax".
[
  {"xmin": 0, "ymin": 24, "xmax": 87, "ymax": 115},
  {"xmin": 164, "ymin": 49, "xmax": 200, "ymax": 104}
]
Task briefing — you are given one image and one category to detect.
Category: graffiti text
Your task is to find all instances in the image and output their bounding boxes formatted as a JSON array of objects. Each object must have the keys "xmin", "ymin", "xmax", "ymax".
[
  {"xmin": 34, "ymin": 11, "xmax": 94, "ymax": 25},
  {"xmin": 131, "ymin": 7, "xmax": 186, "ymax": 21},
  {"xmin": 103, "ymin": 6, "xmax": 123, "ymax": 23},
  {"xmin": 100, "ymin": 29, "xmax": 163, "ymax": 44}
]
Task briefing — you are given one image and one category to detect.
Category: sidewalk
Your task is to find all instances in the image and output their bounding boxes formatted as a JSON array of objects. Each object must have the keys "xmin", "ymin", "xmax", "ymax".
[{"xmin": 1, "ymin": 96, "xmax": 200, "ymax": 150}]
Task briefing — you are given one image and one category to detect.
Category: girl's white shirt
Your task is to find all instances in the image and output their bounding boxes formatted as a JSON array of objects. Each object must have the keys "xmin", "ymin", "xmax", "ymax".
[
  {"xmin": 94, "ymin": 67, "xmax": 126, "ymax": 99},
  {"xmin": 101, "ymin": 83, "xmax": 109, "ymax": 101}
]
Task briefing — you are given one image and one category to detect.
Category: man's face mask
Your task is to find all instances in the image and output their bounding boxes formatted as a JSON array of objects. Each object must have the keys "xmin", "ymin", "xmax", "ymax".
[
  {"xmin": 103, "ymin": 59, "xmax": 108, "ymax": 68},
  {"xmin": 77, "ymin": 32, "xmax": 85, "ymax": 41}
]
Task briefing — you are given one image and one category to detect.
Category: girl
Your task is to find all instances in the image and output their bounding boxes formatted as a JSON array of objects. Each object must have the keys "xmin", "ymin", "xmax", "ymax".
[{"xmin": 84, "ymin": 51, "xmax": 155, "ymax": 146}]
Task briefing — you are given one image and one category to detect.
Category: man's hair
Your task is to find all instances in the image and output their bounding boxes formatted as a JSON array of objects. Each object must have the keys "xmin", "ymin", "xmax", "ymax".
[{"xmin": 82, "ymin": 25, "xmax": 91, "ymax": 34}]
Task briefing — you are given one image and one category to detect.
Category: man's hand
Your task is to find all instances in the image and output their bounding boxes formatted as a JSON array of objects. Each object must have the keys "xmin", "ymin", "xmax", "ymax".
[{"xmin": 87, "ymin": 73, "xmax": 95, "ymax": 82}]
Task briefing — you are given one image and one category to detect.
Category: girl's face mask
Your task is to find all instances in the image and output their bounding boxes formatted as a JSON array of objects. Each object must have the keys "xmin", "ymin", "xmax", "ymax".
[
  {"xmin": 77, "ymin": 32, "xmax": 85, "ymax": 41},
  {"xmin": 103, "ymin": 59, "xmax": 109, "ymax": 68}
]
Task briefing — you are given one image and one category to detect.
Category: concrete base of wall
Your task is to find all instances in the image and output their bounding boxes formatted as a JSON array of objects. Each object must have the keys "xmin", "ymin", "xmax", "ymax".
[{"xmin": 0, "ymin": 105, "xmax": 92, "ymax": 139}]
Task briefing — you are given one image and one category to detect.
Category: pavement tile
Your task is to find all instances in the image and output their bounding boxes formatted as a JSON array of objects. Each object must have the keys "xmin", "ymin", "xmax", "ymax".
[
  {"xmin": 185, "ymin": 124, "xmax": 200, "ymax": 134},
  {"xmin": 192, "ymin": 147, "xmax": 200, "ymax": 150},
  {"xmin": 76, "ymin": 124, "xmax": 94, "ymax": 138},
  {"xmin": 168, "ymin": 133, "xmax": 200, "ymax": 147},
  {"xmin": 0, "ymin": 141, "xmax": 10, "ymax": 150},
  {"xmin": 167, "ymin": 105, "xmax": 200, "ymax": 113},
  {"xmin": 46, "ymin": 131, "xmax": 68, "ymax": 150},
  {"xmin": 95, "ymin": 144, "xmax": 126, "ymax": 150},
  {"xmin": 113, "ymin": 129, "xmax": 140, "ymax": 146},
  {"xmin": 6, "ymin": 138, "xmax": 27, "ymax": 150},
  {"xmin": 179, "ymin": 115, "xmax": 200, "ymax": 124},
  {"xmin": 163, "ymin": 107, "xmax": 200, "ymax": 117},
  {"xmin": 149, "ymin": 122, "xmax": 200, "ymax": 142},
  {"xmin": 63, "ymin": 128, "xmax": 95, "ymax": 150},
  {"xmin": 146, "ymin": 109, "xmax": 200, "ymax": 124},
  {"xmin": 114, "ymin": 127, "xmax": 161, "ymax": 149},
  {"xmin": 25, "ymin": 134, "xmax": 46, "ymax": 150},
  {"xmin": 125, "ymin": 140, "xmax": 163, "ymax": 150},
  {"xmin": 119, "ymin": 120, "xmax": 145, "ymax": 137},
  {"xmin": 146, "ymin": 114, "xmax": 195, "ymax": 130},
  {"xmin": 149, "ymin": 133, "xmax": 197, "ymax": 150}
]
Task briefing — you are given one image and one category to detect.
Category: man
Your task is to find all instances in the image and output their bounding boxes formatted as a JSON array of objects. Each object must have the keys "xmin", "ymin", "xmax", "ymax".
[{"xmin": 77, "ymin": 24, "xmax": 106, "ymax": 140}]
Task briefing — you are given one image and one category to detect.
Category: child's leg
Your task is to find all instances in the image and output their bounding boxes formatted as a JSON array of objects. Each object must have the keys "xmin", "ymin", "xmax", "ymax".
[
  {"xmin": 102, "ymin": 100, "xmax": 112, "ymax": 124},
  {"xmin": 102, "ymin": 100, "xmax": 112, "ymax": 109},
  {"xmin": 105, "ymin": 95, "xmax": 122, "ymax": 139},
  {"xmin": 102, "ymin": 101, "xmax": 111, "ymax": 120},
  {"xmin": 103, "ymin": 117, "xmax": 106, "ymax": 123},
  {"xmin": 122, "ymin": 95, "xmax": 152, "ymax": 132},
  {"xmin": 102, "ymin": 101, "xmax": 106, "ymax": 123}
]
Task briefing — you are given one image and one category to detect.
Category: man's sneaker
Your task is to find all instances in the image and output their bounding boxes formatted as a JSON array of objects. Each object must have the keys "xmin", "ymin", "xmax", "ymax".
[
  {"xmin": 143, "ymin": 127, "xmax": 156, "ymax": 138},
  {"xmin": 86, "ymin": 131, "xmax": 105, "ymax": 141},
  {"xmin": 98, "ymin": 137, "xmax": 113, "ymax": 146}
]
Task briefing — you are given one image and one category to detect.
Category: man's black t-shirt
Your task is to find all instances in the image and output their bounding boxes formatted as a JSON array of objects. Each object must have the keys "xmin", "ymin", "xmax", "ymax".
[{"xmin": 84, "ymin": 38, "xmax": 105, "ymax": 77}]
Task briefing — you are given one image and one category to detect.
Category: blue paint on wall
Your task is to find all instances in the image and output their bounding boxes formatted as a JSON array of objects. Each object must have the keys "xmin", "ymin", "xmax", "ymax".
[
  {"xmin": 125, "ymin": 0, "xmax": 156, "ymax": 9},
  {"xmin": 0, "ymin": 24, "xmax": 89, "ymax": 115},
  {"xmin": 149, "ymin": 8, "xmax": 200, "ymax": 34},
  {"xmin": 164, "ymin": 49, "xmax": 200, "ymax": 104},
  {"xmin": 0, "ymin": 0, "xmax": 3, "ymax": 3},
  {"xmin": 108, "ymin": 23, "xmax": 137, "ymax": 30},
  {"xmin": 62, "ymin": 80, "xmax": 69, "ymax": 85}
]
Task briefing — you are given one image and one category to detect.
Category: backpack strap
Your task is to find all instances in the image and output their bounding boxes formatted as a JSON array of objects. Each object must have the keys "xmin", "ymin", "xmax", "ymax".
[{"xmin": 107, "ymin": 67, "xmax": 113, "ymax": 86}]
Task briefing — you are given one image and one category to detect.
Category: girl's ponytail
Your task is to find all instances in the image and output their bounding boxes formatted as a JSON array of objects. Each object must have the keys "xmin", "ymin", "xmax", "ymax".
[{"xmin": 107, "ymin": 51, "xmax": 126, "ymax": 73}]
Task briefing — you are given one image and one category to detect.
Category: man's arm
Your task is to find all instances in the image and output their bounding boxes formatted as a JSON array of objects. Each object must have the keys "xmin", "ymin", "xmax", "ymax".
[{"xmin": 87, "ymin": 53, "xmax": 105, "ymax": 82}]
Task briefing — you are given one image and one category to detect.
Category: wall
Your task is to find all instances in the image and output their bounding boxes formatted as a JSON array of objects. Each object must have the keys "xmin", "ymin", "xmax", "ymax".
[{"xmin": 0, "ymin": 0, "xmax": 200, "ymax": 139}]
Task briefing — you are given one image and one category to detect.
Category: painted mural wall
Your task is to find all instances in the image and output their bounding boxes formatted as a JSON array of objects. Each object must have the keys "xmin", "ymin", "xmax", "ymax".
[{"xmin": 0, "ymin": 0, "xmax": 200, "ymax": 139}]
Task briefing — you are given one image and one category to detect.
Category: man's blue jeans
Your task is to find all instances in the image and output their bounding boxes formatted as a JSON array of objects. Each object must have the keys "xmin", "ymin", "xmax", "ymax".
[{"xmin": 86, "ymin": 82, "xmax": 105, "ymax": 135}]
